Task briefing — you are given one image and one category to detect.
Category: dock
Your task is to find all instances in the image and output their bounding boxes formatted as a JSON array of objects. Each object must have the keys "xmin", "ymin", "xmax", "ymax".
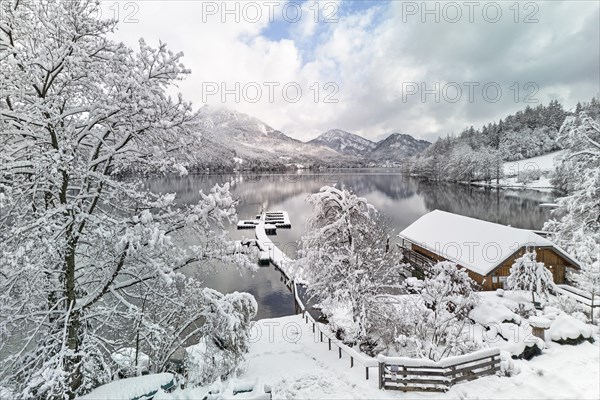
[
  {"xmin": 237, "ymin": 211, "xmax": 291, "ymax": 234},
  {"xmin": 237, "ymin": 211, "xmax": 292, "ymax": 267},
  {"xmin": 236, "ymin": 210, "xmax": 382, "ymax": 382}
]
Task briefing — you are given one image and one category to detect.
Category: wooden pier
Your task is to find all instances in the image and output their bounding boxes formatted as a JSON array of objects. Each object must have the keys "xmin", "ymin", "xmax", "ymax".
[{"xmin": 237, "ymin": 211, "xmax": 291, "ymax": 236}]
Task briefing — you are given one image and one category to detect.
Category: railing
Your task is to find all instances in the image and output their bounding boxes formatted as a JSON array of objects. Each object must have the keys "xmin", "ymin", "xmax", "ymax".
[
  {"xmin": 556, "ymin": 284, "xmax": 599, "ymax": 308},
  {"xmin": 402, "ymin": 247, "xmax": 435, "ymax": 268},
  {"xmin": 377, "ymin": 348, "xmax": 501, "ymax": 392},
  {"xmin": 400, "ymin": 247, "xmax": 435, "ymax": 279},
  {"xmin": 293, "ymin": 279, "xmax": 379, "ymax": 380}
]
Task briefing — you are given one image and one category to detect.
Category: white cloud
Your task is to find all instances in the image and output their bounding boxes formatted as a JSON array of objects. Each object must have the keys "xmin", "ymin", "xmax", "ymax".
[{"xmin": 104, "ymin": 0, "xmax": 600, "ymax": 143}]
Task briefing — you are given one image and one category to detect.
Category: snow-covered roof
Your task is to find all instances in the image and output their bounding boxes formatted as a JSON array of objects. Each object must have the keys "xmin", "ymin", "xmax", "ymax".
[{"xmin": 399, "ymin": 210, "xmax": 579, "ymax": 276}]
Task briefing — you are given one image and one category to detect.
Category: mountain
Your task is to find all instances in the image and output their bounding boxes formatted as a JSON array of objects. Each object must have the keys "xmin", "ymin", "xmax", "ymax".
[
  {"xmin": 308, "ymin": 129, "xmax": 377, "ymax": 157},
  {"xmin": 308, "ymin": 129, "xmax": 430, "ymax": 161},
  {"xmin": 192, "ymin": 107, "xmax": 431, "ymax": 169},
  {"xmin": 368, "ymin": 133, "xmax": 431, "ymax": 161},
  {"xmin": 193, "ymin": 107, "xmax": 352, "ymax": 169}
]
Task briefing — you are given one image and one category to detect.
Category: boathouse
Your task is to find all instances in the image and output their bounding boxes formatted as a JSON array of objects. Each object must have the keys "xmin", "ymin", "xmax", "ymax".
[{"xmin": 398, "ymin": 210, "xmax": 580, "ymax": 291}]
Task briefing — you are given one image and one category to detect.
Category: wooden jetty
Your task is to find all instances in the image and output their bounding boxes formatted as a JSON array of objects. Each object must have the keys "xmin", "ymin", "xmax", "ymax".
[{"xmin": 237, "ymin": 211, "xmax": 291, "ymax": 235}]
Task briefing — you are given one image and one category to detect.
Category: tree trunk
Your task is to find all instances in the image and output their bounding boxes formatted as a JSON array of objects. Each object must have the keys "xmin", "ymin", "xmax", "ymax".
[
  {"xmin": 65, "ymin": 240, "xmax": 82, "ymax": 399},
  {"xmin": 591, "ymin": 293, "xmax": 595, "ymax": 325}
]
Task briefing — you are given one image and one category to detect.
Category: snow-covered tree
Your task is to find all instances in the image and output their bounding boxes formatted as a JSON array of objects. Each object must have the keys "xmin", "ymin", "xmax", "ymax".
[
  {"xmin": 185, "ymin": 288, "xmax": 257, "ymax": 386},
  {"xmin": 572, "ymin": 260, "xmax": 600, "ymax": 324},
  {"xmin": 401, "ymin": 262, "xmax": 480, "ymax": 360},
  {"xmin": 0, "ymin": 1, "xmax": 255, "ymax": 398},
  {"xmin": 369, "ymin": 262, "xmax": 480, "ymax": 360},
  {"xmin": 544, "ymin": 112, "xmax": 600, "ymax": 305},
  {"xmin": 295, "ymin": 186, "xmax": 403, "ymax": 344},
  {"xmin": 507, "ymin": 251, "xmax": 556, "ymax": 302}
]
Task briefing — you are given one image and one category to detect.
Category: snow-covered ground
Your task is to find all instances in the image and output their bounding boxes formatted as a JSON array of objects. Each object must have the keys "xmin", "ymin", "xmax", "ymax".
[
  {"xmin": 503, "ymin": 150, "xmax": 565, "ymax": 176},
  {"xmin": 472, "ymin": 150, "xmax": 565, "ymax": 190},
  {"xmin": 154, "ymin": 312, "xmax": 599, "ymax": 400},
  {"xmin": 79, "ymin": 373, "xmax": 174, "ymax": 400},
  {"xmin": 471, "ymin": 176, "xmax": 555, "ymax": 190},
  {"xmin": 82, "ymin": 287, "xmax": 599, "ymax": 400}
]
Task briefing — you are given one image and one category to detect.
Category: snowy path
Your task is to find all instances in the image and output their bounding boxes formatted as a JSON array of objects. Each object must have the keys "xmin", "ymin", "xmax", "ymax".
[
  {"xmin": 243, "ymin": 316, "xmax": 389, "ymax": 399},
  {"xmin": 239, "ymin": 315, "xmax": 599, "ymax": 400}
]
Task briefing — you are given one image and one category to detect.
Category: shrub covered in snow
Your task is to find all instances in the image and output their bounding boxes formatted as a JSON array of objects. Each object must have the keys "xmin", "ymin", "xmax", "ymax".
[
  {"xmin": 549, "ymin": 294, "xmax": 586, "ymax": 316},
  {"xmin": 486, "ymin": 323, "xmax": 545, "ymax": 360},
  {"xmin": 377, "ymin": 262, "xmax": 482, "ymax": 361},
  {"xmin": 79, "ymin": 373, "xmax": 175, "ymax": 400},
  {"xmin": 111, "ymin": 348, "xmax": 150, "ymax": 378},
  {"xmin": 548, "ymin": 315, "xmax": 595, "ymax": 345},
  {"xmin": 470, "ymin": 301, "xmax": 521, "ymax": 326},
  {"xmin": 499, "ymin": 350, "xmax": 521, "ymax": 377},
  {"xmin": 507, "ymin": 251, "xmax": 556, "ymax": 303},
  {"xmin": 185, "ymin": 289, "xmax": 257, "ymax": 387}
]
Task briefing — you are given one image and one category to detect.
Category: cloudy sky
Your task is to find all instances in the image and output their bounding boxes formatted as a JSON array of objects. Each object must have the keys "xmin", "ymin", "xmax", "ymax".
[{"xmin": 106, "ymin": 0, "xmax": 600, "ymax": 142}]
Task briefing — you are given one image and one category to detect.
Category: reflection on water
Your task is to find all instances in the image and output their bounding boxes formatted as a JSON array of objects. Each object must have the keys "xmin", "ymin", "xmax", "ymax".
[{"xmin": 147, "ymin": 170, "xmax": 556, "ymax": 319}]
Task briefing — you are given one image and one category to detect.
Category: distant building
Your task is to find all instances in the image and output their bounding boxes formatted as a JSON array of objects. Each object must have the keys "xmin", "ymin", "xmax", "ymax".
[{"xmin": 398, "ymin": 210, "xmax": 580, "ymax": 291}]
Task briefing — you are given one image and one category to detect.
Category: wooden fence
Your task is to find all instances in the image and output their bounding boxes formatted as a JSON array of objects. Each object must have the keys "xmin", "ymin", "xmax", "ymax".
[
  {"xmin": 556, "ymin": 284, "xmax": 599, "ymax": 308},
  {"xmin": 285, "ymin": 271, "xmax": 379, "ymax": 380},
  {"xmin": 276, "ymin": 258, "xmax": 500, "ymax": 391},
  {"xmin": 377, "ymin": 348, "xmax": 501, "ymax": 392}
]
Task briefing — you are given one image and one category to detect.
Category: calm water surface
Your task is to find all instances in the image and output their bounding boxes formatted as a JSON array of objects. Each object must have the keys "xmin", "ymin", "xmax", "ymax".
[{"xmin": 147, "ymin": 170, "xmax": 557, "ymax": 319}]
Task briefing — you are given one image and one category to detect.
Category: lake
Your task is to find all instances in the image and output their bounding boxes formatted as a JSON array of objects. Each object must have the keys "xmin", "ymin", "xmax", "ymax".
[{"xmin": 146, "ymin": 170, "xmax": 557, "ymax": 320}]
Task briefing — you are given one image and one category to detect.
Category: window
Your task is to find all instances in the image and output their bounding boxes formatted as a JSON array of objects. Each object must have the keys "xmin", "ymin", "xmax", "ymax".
[{"xmin": 492, "ymin": 276, "xmax": 499, "ymax": 283}]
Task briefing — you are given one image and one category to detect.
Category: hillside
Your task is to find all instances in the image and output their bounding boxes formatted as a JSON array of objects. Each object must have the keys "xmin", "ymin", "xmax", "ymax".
[
  {"xmin": 407, "ymin": 99, "xmax": 600, "ymax": 183},
  {"xmin": 192, "ymin": 108, "xmax": 431, "ymax": 169},
  {"xmin": 193, "ymin": 107, "xmax": 355, "ymax": 169},
  {"xmin": 308, "ymin": 129, "xmax": 431, "ymax": 163},
  {"xmin": 368, "ymin": 133, "xmax": 431, "ymax": 162},
  {"xmin": 308, "ymin": 129, "xmax": 377, "ymax": 157}
]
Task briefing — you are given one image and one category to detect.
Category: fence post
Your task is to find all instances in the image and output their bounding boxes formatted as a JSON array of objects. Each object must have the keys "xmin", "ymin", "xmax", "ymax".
[
  {"xmin": 350, "ymin": 356, "xmax": 354, "ymax": 368},
  {"xmin": 320, "ymin": 332, "xmax": 323, "ymax": 342},
  {"xmin": 378, "ymin": 362, "xmax": 384, "ymax": 389},
  {"xmin": 338, "ymin": 347, "xmax": 342, "ymax": 359},
  {"xmin": 312, "ymin": 323, "xmax": 315, "ymax": 333},
  {"xmin": 328, "ymin": 338, "xmax": 331, "ymax": 350},
  {"xmin": 366, "ymin": 366, "xmax": 369, "ymax": 380}
]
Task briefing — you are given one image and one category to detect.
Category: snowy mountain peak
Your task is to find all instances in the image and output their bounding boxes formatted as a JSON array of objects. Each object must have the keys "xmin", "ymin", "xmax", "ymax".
[
  {"xmin": 192, "ymin": 106, "xmax": 354, "ymax": 168},
  {"xmin": 197, "ymin": 106, "xmax": 278, "ymax": 137},
  {"xmin": 369, "ymin": 132, "xmax": 431, "ymax": 161},
  {"xmin": 308, "ymin": 129, "xmax": 377, "ymax": 157}
]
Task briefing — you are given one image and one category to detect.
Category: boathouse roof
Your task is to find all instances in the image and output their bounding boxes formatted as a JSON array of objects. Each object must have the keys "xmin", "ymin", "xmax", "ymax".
[{"xmin": 398, "ymin": 210, "xmax": 579, "ymax": 276}]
